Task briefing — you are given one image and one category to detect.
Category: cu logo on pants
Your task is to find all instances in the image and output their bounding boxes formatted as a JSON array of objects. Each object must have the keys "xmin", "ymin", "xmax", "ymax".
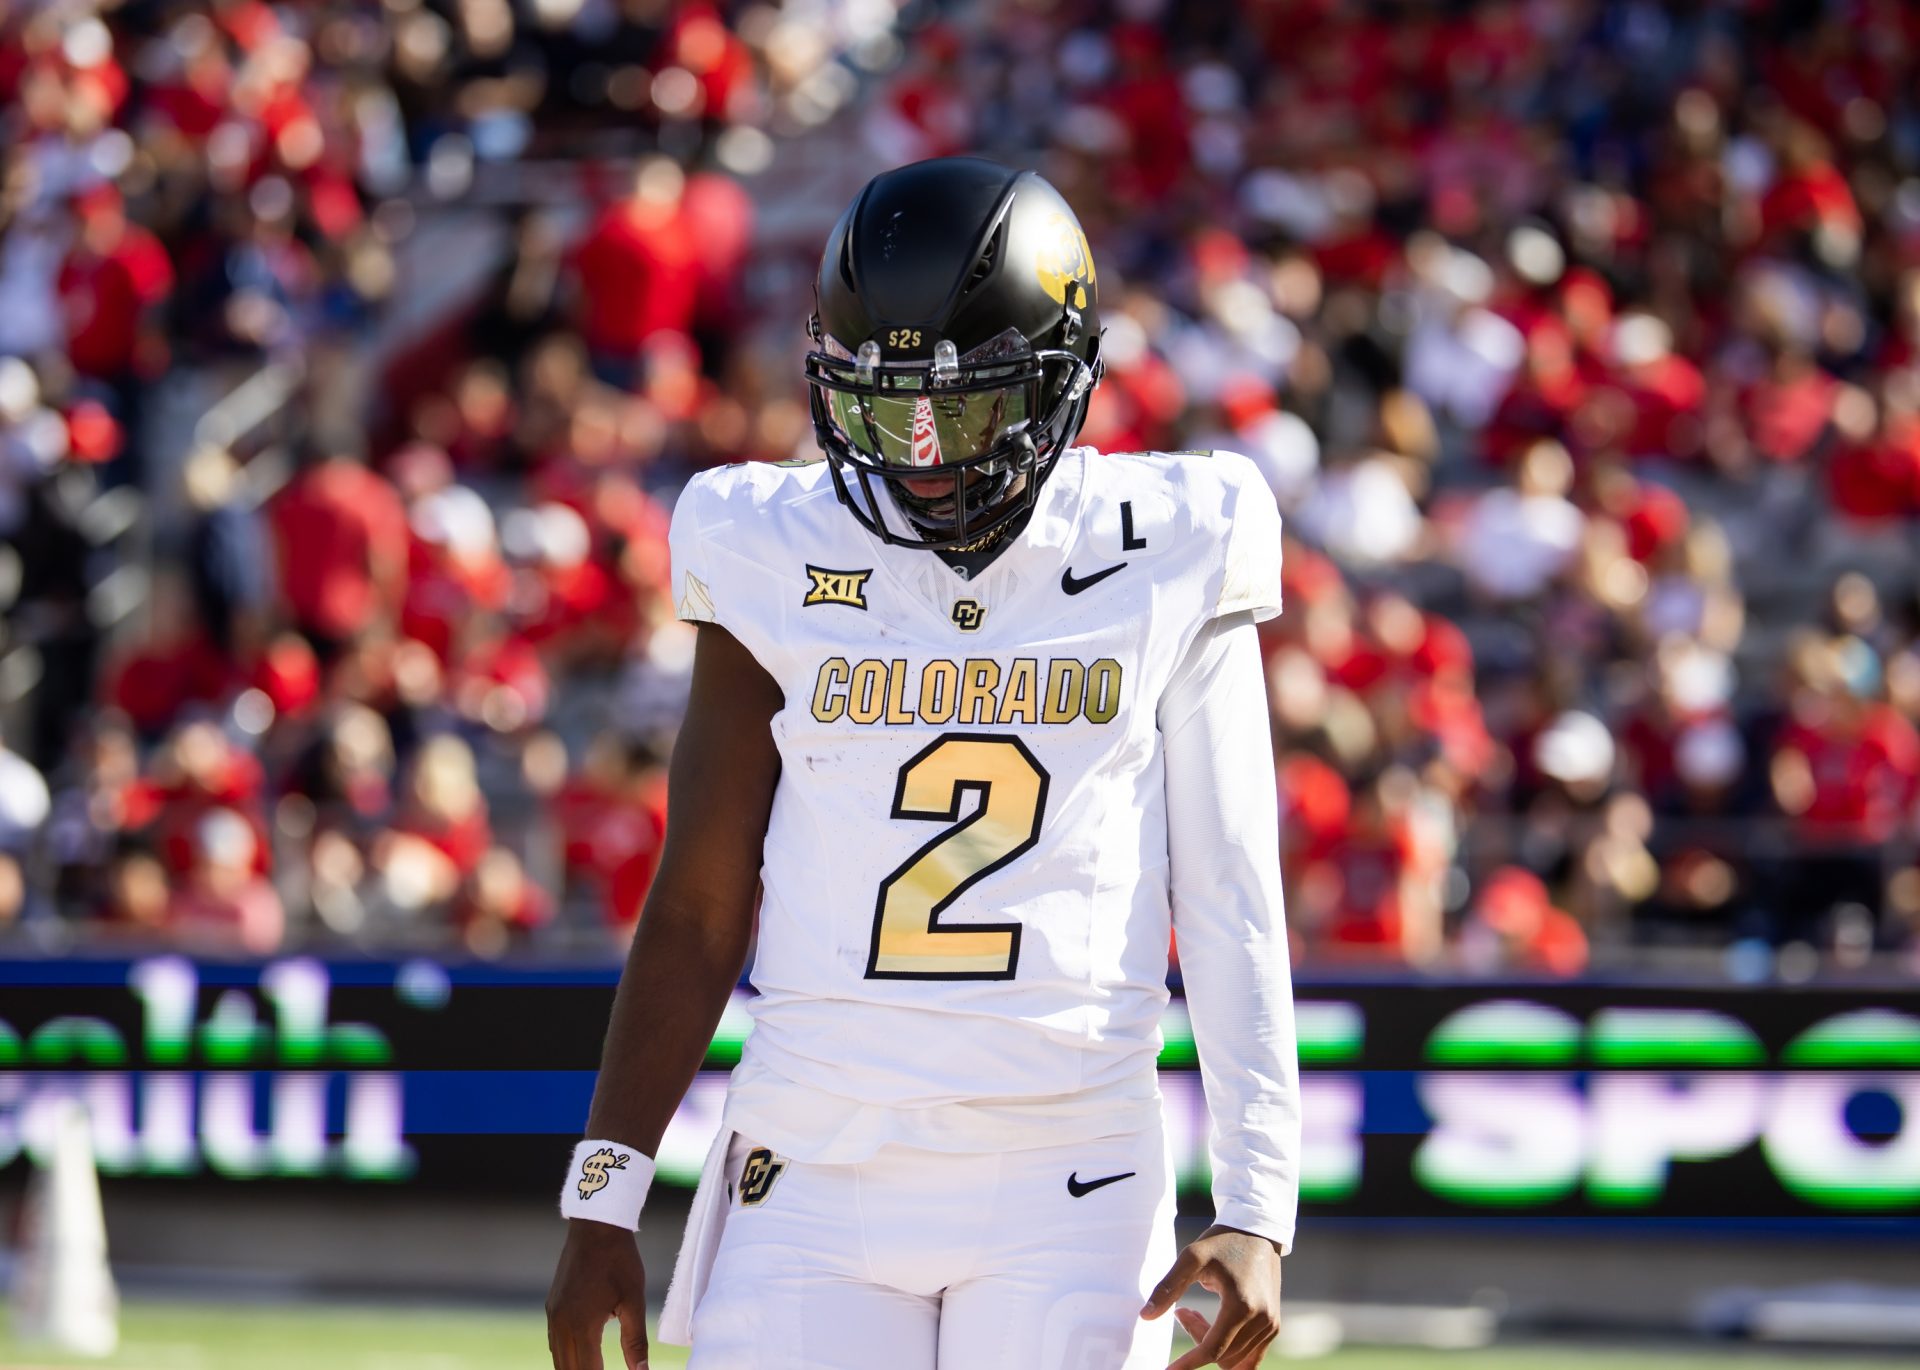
[{"xmin": 739, "ymin": 1147, "xmax": 786, "ymax": 1206}]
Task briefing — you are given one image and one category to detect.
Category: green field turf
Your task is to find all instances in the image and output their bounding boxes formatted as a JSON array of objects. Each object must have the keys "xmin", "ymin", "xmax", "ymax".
[{"xmin": 0, "ymin": 1301, "xmax": 1910, "ymax": 1369}]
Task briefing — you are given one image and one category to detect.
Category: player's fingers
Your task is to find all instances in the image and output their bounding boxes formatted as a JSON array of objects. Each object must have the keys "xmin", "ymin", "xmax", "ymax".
[
  {"xmin": 616, "ymin": 1299, "xmax": 649, "ymax": 1369},
  {"xmin": 1230, "ymin": 1326, "xmax": 1279, "ymax": 1369},
  {"xmin": 547, "ymin": 1318, "xmax": 604, "ymax": 1370},
  {"xmin": 544, "ymin": 1314, "xmax": 571, "ymax": 1370},
  {"xmin": 1240, "ymin": 1324, "xmax": 1282, "ymax": 1369},
  {"xmin": 1172, "ymin": 1289, "xmax": 1252, "ymax": 1370},
  {"xmin": 1173, "ymin": 1306, "xmax": 1210, "ymax": 1340},
  {"xmin": 1141, "ymin": 1247, "xmax": 1206, "ymax": 1318},
  {"xmin": 1165, "ymin": 1312, "xmax": 1232, "ymax": 1370},
  {"xmin": 1215, "ymin": 1307, "xmax": 1276, "ymax": 1368},
  {"xmin": 1168, "ymin": 1288, "xmax": 1244, "ymax": 1370}
]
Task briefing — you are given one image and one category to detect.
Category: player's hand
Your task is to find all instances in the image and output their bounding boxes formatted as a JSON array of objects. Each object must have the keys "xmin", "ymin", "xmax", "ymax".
[
  {"xmin": 546, "ymin": 1220, "xmax": 649, "ymax": 1369},
  {"xmin": 1141, "ymin": 1224, "xmax": 1283, "ymax": 1369}
]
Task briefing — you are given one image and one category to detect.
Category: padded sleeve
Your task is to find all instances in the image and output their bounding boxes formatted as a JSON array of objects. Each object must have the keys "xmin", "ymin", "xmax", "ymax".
[{"xmin": 1159, "ymin": 610, "xmax": 1301, "ymax": 1251}]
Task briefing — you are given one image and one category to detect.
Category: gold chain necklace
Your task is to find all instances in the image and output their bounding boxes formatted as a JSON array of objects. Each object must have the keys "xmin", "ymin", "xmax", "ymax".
[{"xmin": 947, "ymin": 521, "xmax": 1014, "ymax": 553}]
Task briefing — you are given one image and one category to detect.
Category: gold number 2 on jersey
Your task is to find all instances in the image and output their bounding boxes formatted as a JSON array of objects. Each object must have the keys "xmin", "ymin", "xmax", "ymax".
[{"xmin": 866, "ymin": 733, "xmax": 1049, "ymax": 979}]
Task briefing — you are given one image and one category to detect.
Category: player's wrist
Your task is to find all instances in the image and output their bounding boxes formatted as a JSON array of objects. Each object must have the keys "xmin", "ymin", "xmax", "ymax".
[
  {"xmin": 559, "ymin": 1138, "xmax": 655, "ymax": 1230},
  {"xmin": 563, "ymin": 1216, "xmax": 639, "ymax": 1244},
  {"xmin": 1199, "ymin": 1222, "xmax": 1287, "ymax": 1254}
]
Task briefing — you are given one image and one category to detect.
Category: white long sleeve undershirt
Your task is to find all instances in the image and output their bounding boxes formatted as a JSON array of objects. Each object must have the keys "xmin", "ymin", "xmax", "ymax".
[{"xmin": 1159, "ymin": 610, "xmax": 1302, "ymax": 1253}]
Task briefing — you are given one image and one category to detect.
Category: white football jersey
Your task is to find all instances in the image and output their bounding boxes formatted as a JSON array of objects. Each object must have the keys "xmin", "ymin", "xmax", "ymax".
[{"xmin": 669, "ymin": 446, "xmax": 1284, "ymax": 1161}]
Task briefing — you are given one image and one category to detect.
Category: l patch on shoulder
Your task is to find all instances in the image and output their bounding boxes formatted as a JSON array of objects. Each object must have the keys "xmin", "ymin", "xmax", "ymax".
[
  {"xmin": 1087, "ymin": 489, "xmax": 1173, "ymax": 563},
  {"xmin": 804, "ymin": 565, "xmax": 873, "ymax": 610},
  {"xmin": 739, "ymin": 1146, "xmax": 787, "ymax": 1206}
]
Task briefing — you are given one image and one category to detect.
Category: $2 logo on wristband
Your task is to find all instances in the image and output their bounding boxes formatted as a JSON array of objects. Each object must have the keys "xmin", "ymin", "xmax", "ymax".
[{"xmin": 577, "ymin": 1147, "xmax": 631, "ymax": 1200}]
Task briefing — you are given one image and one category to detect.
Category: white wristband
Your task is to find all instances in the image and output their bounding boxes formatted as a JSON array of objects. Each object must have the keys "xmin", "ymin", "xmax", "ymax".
[{"xmin": 560, "ymin": 1139, "xmax": 655, "ymax": 1229}]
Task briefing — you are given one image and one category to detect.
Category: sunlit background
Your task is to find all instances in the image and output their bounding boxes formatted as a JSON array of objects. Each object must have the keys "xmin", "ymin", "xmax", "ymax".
[{"xmin": 3, "ymin": 0, "xmax": 1920, "ymax": 1364}]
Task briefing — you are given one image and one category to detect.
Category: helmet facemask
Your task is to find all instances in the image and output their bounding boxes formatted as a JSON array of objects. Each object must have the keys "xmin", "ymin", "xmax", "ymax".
[{"xmin": 807, "ymin": 326, "xmax": 1098, "ymax": 551}]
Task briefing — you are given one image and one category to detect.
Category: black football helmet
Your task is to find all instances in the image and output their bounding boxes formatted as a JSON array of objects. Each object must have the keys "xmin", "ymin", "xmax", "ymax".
[{"xmin": 806, "ymin": 157, "xmax": 1103, "ymax": 550}]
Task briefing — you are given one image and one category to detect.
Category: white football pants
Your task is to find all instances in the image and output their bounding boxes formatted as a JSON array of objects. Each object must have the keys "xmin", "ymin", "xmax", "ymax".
[{"xmin": 685, "ymin": 1121, "xmax": 1178, "ymax": 1369}]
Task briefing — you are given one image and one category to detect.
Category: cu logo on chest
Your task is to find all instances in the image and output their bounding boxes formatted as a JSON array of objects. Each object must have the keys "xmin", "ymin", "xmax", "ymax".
[{"xmin": 950, "ymin": 599, "xmax": 987, "ymax": 632}]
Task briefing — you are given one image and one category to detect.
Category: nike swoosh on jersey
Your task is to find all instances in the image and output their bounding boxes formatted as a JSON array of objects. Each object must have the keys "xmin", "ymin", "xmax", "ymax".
[
  {"xmin": 1060, "ymin": 563, "xmax": 1127, "ymax": 595},
  {"xmin": 1067, "ymin": 1169, "xmax": 1137, "ymax": 1197}
]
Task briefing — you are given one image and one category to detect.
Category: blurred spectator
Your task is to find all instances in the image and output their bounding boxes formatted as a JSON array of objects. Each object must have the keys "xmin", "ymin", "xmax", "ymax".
[
  {"xmin": 469, "ymin": 211, "xmax": 567, "ymax": 372},
  {"xmin": 289, "ymin": 703, "xmax": 396, "ymax": 828},
  {"xmin": 455, "ymin": 846, "xmax": 551, "ymax": 957},
  {"xmin": 1457, "ymin": 867, "xmax": 1590, "ymax": 977},
  {"xmin": 556, "ymin": 731, "xmax": 667, "ymax": 931},
  {"xmin": 569, "ymin": 157, "xmax": 696, "ymax": 390},
  {"xmin": 132, "ymin": 719, "xmax": 270, "ymax": 881},
  {"xmin": 269, "ymin": 442, "xmax": 408, "ymax": 658},
  {"xmin": 1768, "ymin": 634, "xmax": 1920, "ymax": 943},
  {"xmin": 100, "ymin": 838, "xmax": 167, "ymax": 933},
  {"xmin": 0, "ymin": 357, "xmax": 65, "ymax": 537},
  {"xmin": 1456, "ymin": 440, "xmax": 1584, "ymax": 601},
  {"xmin": 1300, "ymin": 768, "xmax": 1446, "ymax": 966},
  {"xmin": 372, "ymin": 732, "xmax": 489, "ymax": 917},
  {"xmin": 183, "ymin": 445, "xmax": 275, "ymax": 657},
  {"xmin": 165, "ymin": 806, "xmax": 285, "ymax": 954},
  {"xmin": 1295, "ymin": 449, "xmax": 1426, "ymax": 567},
  {"xmin": 46, "ymin": 712, "xmax": 140, "ymax": 907},
  {"xmin": 56, "ymin": 182, "xmax": 171, "ymax": 484}
]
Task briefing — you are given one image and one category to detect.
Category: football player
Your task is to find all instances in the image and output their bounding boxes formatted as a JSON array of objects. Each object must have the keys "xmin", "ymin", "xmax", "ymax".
[{"xmin": 546, "ymin": 156, "xmax": 1300, "ymax": 1370}]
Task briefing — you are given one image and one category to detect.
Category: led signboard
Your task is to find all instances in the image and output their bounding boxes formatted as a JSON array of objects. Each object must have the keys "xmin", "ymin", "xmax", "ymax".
[{"xmin": 0, "ymin": 958, "xmax": 1914, "ymax": 1223}]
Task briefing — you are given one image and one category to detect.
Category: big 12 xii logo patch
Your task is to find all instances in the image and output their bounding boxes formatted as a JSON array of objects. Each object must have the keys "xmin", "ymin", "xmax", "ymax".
[{"xmin": 576, "ymin": 1147, "xmax": 630, "ymax": 1200}]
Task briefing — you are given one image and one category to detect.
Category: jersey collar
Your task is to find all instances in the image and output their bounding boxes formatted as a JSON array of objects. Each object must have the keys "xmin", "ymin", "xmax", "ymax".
[{"xmin": 861, "ymin": 448, "xmax": 1090, "ymax": 636}]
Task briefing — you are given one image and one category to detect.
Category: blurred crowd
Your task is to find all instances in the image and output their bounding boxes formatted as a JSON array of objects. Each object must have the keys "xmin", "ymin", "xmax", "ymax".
[
  {"xmin": 0, "ymin": 0, "xmax": 885, "ymax": 956},
  {"xmin": 878, "ymin": 0, "xmax": 1920, "ymax": 979},
  {"xmin": 4, "ymin": 0, "xmax": 1920, "ymax": 979}
]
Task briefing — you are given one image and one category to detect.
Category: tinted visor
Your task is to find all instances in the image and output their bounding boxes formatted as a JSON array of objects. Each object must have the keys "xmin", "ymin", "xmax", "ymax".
[
  {"xmin": 806, "ymin": 328, "xmax": 1091, "ymax": 549},
  {"xmin": 823, "ymin": 383, "xmax": 1029, "ymax": 471}
]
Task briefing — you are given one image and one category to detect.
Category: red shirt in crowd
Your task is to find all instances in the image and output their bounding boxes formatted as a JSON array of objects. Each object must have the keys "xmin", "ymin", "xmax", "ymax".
[
  {"xmin": 125, "ymin": 755, "xmax": 272, "ymax": 879},
  {"xmin": 166, "ymin": 879, "xmax": 285, "ymax": 954},
  {"xmin": 571, "ymin": 201, "xmax": 698, "ymax": 358},
  {"xmin": 1774, "ymin": 703, "xmax": 1920, "ymax": 843},
  {"xmin": 661, "ymin": 2, "xmax": 755, "ymax": 122},
  {"xmin": 1740, "ymin": 366, "xmax": 1838, "ymax": 464},
  {"xmin": 58, "ymin": 222, "xmax": 173, "ymax": 378},
  {"xmin": 1100, "ymin": 25, "xmax": 1190, "ymax": 203},
  {"xmin": 392, "ymin": 805, "xmax": 492, "ymax": 878},
  {"xmin": 1617, "ymin": 480, "xmax": 1691, "ymax": 562},
  {"xmin": 1279, "ymin": 755, "xmax": 1351, "ymax": 865},
  {"xmin": 1613, "ymin": 354, "xmax": 1706, "ymax": 459},
  {"xmin": 269, "ymin": 460, "xmax": 410, "ymax": 642},
  {"xmin": 1759, "ymin": 160, "xmax": 1860, "ymax": 245},
  {"xmin": 1470, "ymin": 868, "xmax": 1590, "ymax": 977},
  {"xmin": 1829, "ymin": 417, "xmax": 1920, "ymax": 522},
  {"xmin": 1078, "ymin": 353, "xmax": 1186, "ymax": 455},
  {"xmin": 104, "ymin": 634, "xmax": 234, "ymax": 734},
  {"xmin": 1324, "ymin": 828, "xmax": 1416, "ymax": 949},
  {"xmin": 1486, "ymin": 357, "xmax": 1587, "ymax": 464},
  {"xmin": 555, "ymin": 773, "xmax": 667, "ymax": 927}
]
